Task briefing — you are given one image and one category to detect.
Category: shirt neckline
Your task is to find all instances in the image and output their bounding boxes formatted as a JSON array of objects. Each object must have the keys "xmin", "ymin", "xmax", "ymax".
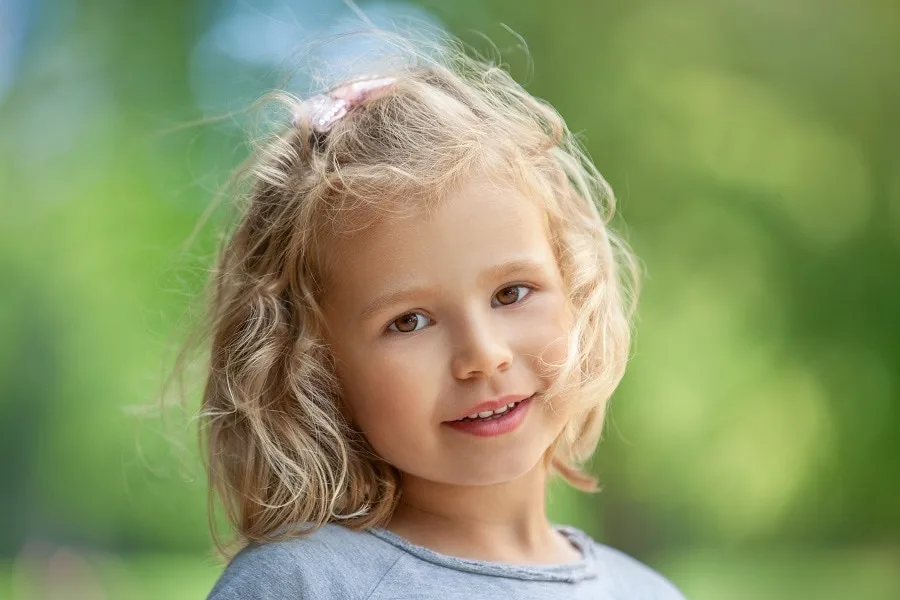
[{"xmin": 366, "ymin": 523, "xmax": 598, "ymax": 583}]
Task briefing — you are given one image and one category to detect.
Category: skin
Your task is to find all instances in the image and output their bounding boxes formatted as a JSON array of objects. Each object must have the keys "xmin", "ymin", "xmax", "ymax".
[{"xmin": 321, "ymin": 174, "xmax": 582, "ymax": 564}]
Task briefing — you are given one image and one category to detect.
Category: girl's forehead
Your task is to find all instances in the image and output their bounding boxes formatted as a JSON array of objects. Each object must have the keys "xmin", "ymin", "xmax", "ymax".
[
  {"xmin": 323, "ymin": 182, "xmax": 554, "ymax": 280},
  {"xmin": 334, "ymin": 177, "xmax": 546, "ymax": 244},
  {"xmin": 328, "ymin": 174, "xmax": 548, "ymax": 237}
]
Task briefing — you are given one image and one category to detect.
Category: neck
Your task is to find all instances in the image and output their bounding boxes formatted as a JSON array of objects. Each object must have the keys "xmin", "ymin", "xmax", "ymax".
[{"xmin": 385, "ymin": 459, "xmax": 576, "ymax": 564}]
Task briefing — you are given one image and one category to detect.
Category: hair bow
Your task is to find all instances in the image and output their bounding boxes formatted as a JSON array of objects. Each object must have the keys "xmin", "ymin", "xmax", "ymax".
[{"xmin": 292, "ymin": 76, "xmax": 397, "ymax": 133}]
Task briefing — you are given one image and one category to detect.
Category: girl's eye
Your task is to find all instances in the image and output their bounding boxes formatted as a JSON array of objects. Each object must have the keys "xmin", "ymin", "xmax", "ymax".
[
  {"xmin": 388, "ymin": 312, "xmax": 431, "ymax": 333},
  {"xmin": 386, "ymin": 285, "xmax": 534, "ymax": 334},
  {"xmin": 492, "ymin": 285, "xmax": 533, "ymax": 307}
]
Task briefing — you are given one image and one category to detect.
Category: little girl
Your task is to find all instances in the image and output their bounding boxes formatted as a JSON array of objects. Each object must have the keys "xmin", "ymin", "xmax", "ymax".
[{"xmin": 197, "ymin": 29, "xmax": 685, "ymax": 600}]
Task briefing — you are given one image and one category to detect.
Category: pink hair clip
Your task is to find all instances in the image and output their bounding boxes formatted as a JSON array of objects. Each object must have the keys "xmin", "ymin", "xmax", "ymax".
[{"xmin": 292, "ymin": 76, "xmax": 397, "ymax": 133}]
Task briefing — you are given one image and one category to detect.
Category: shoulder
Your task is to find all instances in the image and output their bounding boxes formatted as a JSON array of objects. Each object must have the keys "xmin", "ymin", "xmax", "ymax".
[
  {"xmin": 207, "ymin": 523, "xmax": 404, "ymax": 600},
  {"xmin": 589, "ymin": 540, "xmax": 687, "ymax": 599}
]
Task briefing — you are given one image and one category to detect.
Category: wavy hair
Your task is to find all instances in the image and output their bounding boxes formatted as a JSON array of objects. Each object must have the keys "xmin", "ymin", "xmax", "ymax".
[{"xmin": 188, "ymin": 27, "xmax": 640, "ymax": 556}]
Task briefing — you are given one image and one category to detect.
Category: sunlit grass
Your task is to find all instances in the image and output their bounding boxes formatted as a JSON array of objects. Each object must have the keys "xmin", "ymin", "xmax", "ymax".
[
  {"xmin": 1, "ymin": 552, "xmax": 220, "ymax": 600},
  {"xmin": 663, "ymin": 547, "xmax": 900, "ymax": 600}
]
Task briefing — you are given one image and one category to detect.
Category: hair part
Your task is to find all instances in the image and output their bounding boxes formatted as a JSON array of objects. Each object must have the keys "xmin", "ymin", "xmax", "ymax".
[{"xmin": 188, "ymin": 26, "xmax": 640, "ymax": 557}]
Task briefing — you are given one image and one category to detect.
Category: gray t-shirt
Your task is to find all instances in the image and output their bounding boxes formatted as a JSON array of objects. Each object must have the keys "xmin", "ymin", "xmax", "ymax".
[{"xmin": 207, "ymin": 522, "xmax": 686, "ymax": 599}]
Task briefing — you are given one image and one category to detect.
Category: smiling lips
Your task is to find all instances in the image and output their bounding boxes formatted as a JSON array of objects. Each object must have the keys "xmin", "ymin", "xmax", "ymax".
[
  {"xmin": 454, "ymin": 398, "xmax": 529, "ymax": 422},
  {"xmin": 443, "ymin": 393, "xmax": 535, "ymax": 437},
  {"xmin": 447, "ymin": 393, "xmax": 533, "ymax": 423}
]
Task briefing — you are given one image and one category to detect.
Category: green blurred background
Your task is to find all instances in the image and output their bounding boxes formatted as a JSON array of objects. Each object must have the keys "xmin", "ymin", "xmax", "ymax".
[{"xmin": 1, "ymin": 0, "xmax": 898, "ymax": 598}]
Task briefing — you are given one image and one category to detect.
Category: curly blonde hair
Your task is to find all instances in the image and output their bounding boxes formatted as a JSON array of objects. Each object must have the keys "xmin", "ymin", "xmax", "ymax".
[{"xmin": 191, "ymin": 28, "xmax": 639, "ymax": 556}]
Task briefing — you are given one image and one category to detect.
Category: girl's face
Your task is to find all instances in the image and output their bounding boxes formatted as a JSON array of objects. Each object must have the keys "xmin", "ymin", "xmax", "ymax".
[{"xmin": 321, "ymin": 175, "xmax": 573, "ymax": 486}]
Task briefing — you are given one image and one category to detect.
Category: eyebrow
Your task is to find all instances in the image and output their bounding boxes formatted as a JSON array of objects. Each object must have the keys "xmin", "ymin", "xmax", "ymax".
[{"xmin": 359, "ymin": 258, "xmax": 549, "ymax": 322}]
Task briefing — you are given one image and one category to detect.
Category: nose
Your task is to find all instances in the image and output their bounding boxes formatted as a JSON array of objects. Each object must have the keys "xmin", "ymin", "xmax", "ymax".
[{"xmin": 450, "ymin": 316, "xmax": 514, "ymax": 380}]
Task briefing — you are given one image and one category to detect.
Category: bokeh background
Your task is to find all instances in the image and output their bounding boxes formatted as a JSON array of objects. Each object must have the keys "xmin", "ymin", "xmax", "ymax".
[{"xmin": 1, "ymin": 0, "xmax": 899, "ymax": 598}]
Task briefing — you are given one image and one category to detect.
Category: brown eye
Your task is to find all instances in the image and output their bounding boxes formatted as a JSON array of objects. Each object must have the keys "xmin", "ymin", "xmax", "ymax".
[
  {"xmin": 493, "ymin": 285, "xmax": 531, "ymax": 307},
  {"xmin": 388, "ymin": 312, "xmax": 430, "ymax": 333}
]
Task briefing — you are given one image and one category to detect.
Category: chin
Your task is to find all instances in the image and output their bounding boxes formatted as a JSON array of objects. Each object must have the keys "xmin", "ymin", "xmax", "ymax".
[{"xmin": 445, "ymin": 450, "xmax": 548, "ymax": 486}]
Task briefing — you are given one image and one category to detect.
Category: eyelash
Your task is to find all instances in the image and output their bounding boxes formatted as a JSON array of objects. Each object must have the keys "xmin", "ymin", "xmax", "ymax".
[{"xmin": 385, "ymin": 284, "xmax": 537, "ymax": 335}]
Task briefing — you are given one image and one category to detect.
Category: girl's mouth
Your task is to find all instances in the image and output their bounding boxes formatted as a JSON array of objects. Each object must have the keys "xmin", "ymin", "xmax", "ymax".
[{"xmin": 443, "ymin": 394, "xmax": 534, "ymax": 437}]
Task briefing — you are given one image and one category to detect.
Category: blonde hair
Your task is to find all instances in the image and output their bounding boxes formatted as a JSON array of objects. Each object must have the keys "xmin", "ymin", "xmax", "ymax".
[{"xmin": 190, "ymin": 27, "xmax": 639, "ymax": 556}]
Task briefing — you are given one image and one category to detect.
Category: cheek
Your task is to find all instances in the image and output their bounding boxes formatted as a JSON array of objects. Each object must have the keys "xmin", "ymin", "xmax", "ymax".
[
  {"xmin": 335, "ymin": 344, "xmax": 440, "ymax": 448},
  {"xmin": 533, "ymin": 334, "xmax": 568, "ymax": 384},
  {"xmin": 521, "ymin": 293, "xmax": 573, "ymax": 382}
]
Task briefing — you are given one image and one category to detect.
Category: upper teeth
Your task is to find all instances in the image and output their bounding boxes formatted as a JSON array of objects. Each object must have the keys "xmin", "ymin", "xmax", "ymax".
[{"xmin": 467, "ymin": 401, "xmax": 521, "ymax": 420}]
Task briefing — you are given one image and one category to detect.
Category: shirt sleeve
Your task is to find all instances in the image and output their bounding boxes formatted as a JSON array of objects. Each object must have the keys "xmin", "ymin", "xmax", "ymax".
[
  {"xmin": 205, "ymin": 531, "xmax": 400, "ymax": 600},
  {"xmin": 592, "ymin": 542, "xmax": 688, "ymax": 599},
  {"xmin": 206, "ymin": 541, "xmax": 330, "ymax": 600}
]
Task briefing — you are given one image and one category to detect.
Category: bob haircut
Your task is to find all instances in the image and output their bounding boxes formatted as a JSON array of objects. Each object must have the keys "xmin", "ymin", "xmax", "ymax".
[{"xmin": 193, "ymin": 26, "xmax": 639, "ymax": 555}]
